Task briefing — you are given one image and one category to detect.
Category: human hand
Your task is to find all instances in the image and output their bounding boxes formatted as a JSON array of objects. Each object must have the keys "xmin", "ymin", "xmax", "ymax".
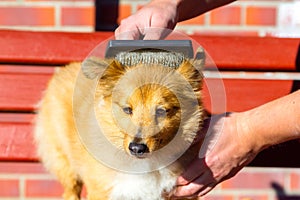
[
  {"xmin": 171, "ymin": 112, "xmax": 260, "ymax": 198},
  {"xmin": 115, "ymin": 0, "xmax": 179, "ymax": 40}
]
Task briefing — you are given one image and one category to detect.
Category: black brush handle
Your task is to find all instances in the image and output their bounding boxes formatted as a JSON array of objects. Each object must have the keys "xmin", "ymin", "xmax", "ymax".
[{"xmin": 105, "ymin": 40, "xmax": 194, "ymax": 58}]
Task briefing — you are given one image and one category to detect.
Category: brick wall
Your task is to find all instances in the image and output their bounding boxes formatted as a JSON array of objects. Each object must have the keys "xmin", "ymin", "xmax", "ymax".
[
  {"xmin": 0, "ymin": 0, "xmax": 299, "ymax": 37},
  {"xmin": 0, "ymin": 0, "xmax": 95, "ymax": 32},
  {"xmin": 1, "ymin": 162, "xmax": 300, "ymax": 199},
  {"xmin": 0, "ymin": 1, "xmax": 300, "ymax": 199}
]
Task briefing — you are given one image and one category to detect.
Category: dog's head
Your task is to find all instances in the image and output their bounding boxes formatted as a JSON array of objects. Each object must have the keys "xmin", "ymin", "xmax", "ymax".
[{"xmin": 82, "ymin": 51, "xmax": 204, "ymax": 159}]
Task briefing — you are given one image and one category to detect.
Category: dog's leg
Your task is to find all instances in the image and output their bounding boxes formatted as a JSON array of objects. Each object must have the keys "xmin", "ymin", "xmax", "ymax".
[
  {"xmin": 84, "ymin": 178, "xmax": 110, "ymax": 200},
  {"xmin": 50, "ymin": 154, "xmax": 83, "ymax": 200},
  {"xmin": 39, "ymin": 144, "xmax": 83, "ymax": 200},
  {"xmin": 61, "ymin": 175, "xmax": 83, "ymax": 200}
]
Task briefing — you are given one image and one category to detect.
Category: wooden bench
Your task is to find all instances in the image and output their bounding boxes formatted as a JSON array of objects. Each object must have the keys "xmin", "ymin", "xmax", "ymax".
[{"xmin": 0, "ymin": 30, "xmax": 299, "ymax": 198}]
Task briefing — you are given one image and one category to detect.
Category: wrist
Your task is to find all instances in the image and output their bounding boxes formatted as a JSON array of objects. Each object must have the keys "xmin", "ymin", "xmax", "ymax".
[
  {"xmin": 233, "ymin": 112, "xmax": 265, "ymax": 154},
  {"xmin": 235, "ymin": 110, "xmax": 276, "ymax": 155}
]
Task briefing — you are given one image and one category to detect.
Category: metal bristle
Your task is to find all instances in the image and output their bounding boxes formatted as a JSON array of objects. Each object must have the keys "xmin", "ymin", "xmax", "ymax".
[{"xmin": 115, "ymin": 51, "xmax": 186, "ymax": 69}]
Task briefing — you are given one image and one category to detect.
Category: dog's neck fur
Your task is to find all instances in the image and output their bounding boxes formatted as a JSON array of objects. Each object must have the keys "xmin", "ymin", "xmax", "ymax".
[
  {"xmin": 110, "ymin": 167, "xmax": 177, "ymax": 200},
  {"xmin": 108, "ymin": 140, "xmax": 201, "ymax": 200}
]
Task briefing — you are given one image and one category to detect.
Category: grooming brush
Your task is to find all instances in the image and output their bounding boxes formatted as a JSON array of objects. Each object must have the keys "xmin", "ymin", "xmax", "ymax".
[{"xmin": 105, "ymin": 40, "xmax": 198, "ymax": 69}]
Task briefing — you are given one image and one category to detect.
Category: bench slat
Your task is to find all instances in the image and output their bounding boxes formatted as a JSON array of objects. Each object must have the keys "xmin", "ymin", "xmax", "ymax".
[
  {"xmin": 204, "ymin": 78, "xmax": 293, "ymax": 113},
  {"xmin": 0, "ymin": 66, "xmax": 293, "ymax": 113},
  {"xmin": 0, "ymin": 113, "xmax": 37, "ymax": 161},
  {"xmin": 0, "ymin": 65, "xmax": 294, "ymax": 113},
  {"xmin": 0, "ymin": 30, "xmax": 113, "ymax": 65},
  {"xmin": 195, "ymin": 35, "xmax": 299, "ymax": 71},
  {"xmin": 0, "ymin": 65, "xmax": 54, "ymax": 112},
  {"xmin": 0, "ymin": 30, "xmax": 298, "ymax": 71}
]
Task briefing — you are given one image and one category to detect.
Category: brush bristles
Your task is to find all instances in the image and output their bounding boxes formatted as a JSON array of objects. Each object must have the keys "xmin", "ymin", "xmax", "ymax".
[{"xmin": 115, "ymin": 51, "xmax": 186, "ymax": 69}]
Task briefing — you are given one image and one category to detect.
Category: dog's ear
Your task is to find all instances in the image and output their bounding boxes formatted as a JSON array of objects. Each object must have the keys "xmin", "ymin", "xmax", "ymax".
[
  {"xmin": 177, "ymin": 48, "xmax": 205, "ymax": 90},
  {"xmin": 191, "ymin": 47, "xmax": 205, "ymax": 71},
  {"xmin": 82, "ymin": 56, "xmax": 109, "ymax": 79},
  {"xmin": 82, "ymin": 57, "xmax": 125, "ymax": 80}
]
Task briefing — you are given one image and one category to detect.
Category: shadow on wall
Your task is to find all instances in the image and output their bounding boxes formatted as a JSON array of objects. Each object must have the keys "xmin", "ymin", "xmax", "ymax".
[
  {"xmin": 95, "ymin": 0, "xmax": 119, "ymax": 31},
  {"xmin": 272, "ymin": 182, "xmax": 300, "ymax": 200}
]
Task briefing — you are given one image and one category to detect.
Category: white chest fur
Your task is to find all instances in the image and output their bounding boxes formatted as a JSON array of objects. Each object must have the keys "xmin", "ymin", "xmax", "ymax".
[{"xmin": 109, "ymin": 168, "xmax": 177, "ymax": 200}]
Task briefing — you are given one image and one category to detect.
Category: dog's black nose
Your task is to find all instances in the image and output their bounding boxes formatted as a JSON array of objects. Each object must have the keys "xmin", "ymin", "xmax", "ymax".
[{"xmin": 129, "ymin": 142, "xmax": 149, "ymax": 157}]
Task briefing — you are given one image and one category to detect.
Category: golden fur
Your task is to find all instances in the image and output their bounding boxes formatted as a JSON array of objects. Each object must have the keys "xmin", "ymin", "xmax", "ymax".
[{"xmin": 34, "ymin": 55, "xmax": 205, "ymax": 200}]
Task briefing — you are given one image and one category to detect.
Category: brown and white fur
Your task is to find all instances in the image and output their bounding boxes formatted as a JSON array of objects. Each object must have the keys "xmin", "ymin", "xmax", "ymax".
[{"xmin": 34, "ymin": 53, "xmax": 205, "ymax": 200}]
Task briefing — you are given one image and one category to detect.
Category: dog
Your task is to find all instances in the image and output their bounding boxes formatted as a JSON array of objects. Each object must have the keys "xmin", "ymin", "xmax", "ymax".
[{"xmin": 34, "ymin": 49, "xmax": 205, "ymax": 200}]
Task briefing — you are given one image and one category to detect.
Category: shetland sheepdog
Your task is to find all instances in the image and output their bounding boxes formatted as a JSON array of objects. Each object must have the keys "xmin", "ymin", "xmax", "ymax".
[{"xmin": 34, "ymin": 50, "xmax": 205, "ymax": 200}]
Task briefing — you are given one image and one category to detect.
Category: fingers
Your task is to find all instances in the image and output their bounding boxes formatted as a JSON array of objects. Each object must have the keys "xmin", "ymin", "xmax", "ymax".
[
  {"xmin": 115, "ymin": 23, "xmax": 142, "ymax": 40},
  {"xmin": 115, "ymin": 26, "xmax": 171, "ymax": 40},
  {"xmin": 176, "ymin": 158, "xmax": 206, "ymax": 186},
  {"xmin": 174, "ymin": 181, "xmax": 204, "ymax": 197},
  {"xmin": 197, "ymin": 184, "xmax": 215, "ymax": 197},
  {"xmin": 171, "ymin": 158, "xmax": 216, "ymax": 198},
  {"xmin": 114, "ymin": 3, "xmax": 176, "ymax": 40},
  {"xmin": 171, "ymin": 171, "xmax": 217, "ymax": 199}
]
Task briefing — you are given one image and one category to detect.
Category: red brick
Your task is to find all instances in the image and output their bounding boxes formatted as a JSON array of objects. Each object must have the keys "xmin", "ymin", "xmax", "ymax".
[
  {"xmin": 118, "ymin": 5, "xmax": 132, "ymax": 24},
  {"xmin": 237, "ymin": 195, "xmax": 269, "ymax": 200},
  {"xmin": 0, "ymin": 162, "xmax": 46, "ymax": 174},
  {"xmin": 221, "ymin": 171, "xmax": 285, "ymax": 189},
  {"xmin": 290, "ymin": 172, "xmax": 300, "ymax": 190},
  {"xmin": 0, "ymin": 7, "xmax": 55, "ymax": 26},
  {"xmin": 246, "ymin": 6, "xmax": 277, "ymax": 26},
  {"xmin": 0, "ymin": 179, "xmax": 19, "ymax": 197},
  {"xmin": 0, "ymin": 122, "xmax": 37, "ymax": 161},
  {"xmin": 27, "ymin": 0, "xmax": 93, "ymax": 1},
  {"xmin": 179, "ymin": 15, "xmax": 205, "ymax": 25},
  {"xmin": 61, "ymin": 7, "xmax": 95, "ymax": 26},
  {"xmin": 193, "ymin": 30, "xmax": 258, "ymax": 36},
  {"xmin": 203, "ymin": 195, "xmax": 233, "ymax": 200},
  {"xmin": 25, "ymin": 179, "xmax": 64, "ymax": 197},
  {"xmin": 210, "ymin": 6, "xmax": 241, "ymax": 25}
]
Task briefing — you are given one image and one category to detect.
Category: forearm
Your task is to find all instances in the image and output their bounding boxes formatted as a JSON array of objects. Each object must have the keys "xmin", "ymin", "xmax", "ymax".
[
  {"xmin": 238, "ymin": 90, "xmax": 300, "ymax": 152},
  {"xmin": 172, "ymin": 91, "xmax": 299, "ymax": 198},
  {"xmin": 176, "ymin": 0, "xmax": 236, "ymax": 22}
]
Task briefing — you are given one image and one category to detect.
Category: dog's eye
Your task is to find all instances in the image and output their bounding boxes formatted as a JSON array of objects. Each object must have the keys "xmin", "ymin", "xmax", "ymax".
[
  {"xmin": 156, "ymin": 108, "xmax": 167, "ymax": 117},
  {"xmin": 123, "ymin": 107, "xmax": 132, "ymax": 115}
]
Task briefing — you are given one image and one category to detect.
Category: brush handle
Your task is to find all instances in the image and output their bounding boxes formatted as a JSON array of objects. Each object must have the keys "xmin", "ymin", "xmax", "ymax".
[{"xmin": 105, "ymin": 40, "xmax": 194, "ymax": 58}]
